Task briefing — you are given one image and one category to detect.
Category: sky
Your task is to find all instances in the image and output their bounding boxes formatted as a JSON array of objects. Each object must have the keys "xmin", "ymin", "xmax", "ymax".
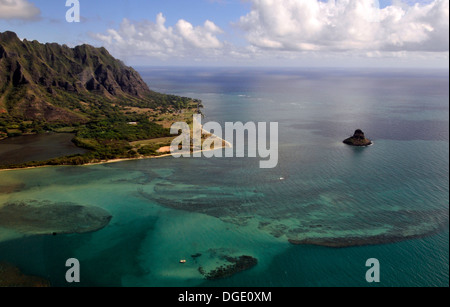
[{"xmin": 0, "ymin": 0, "xmax": 448, "ymax": 68}]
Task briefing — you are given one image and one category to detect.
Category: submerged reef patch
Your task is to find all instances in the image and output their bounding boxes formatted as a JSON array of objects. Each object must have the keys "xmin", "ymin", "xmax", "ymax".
[
  {"xmin": 0, "ymin": 200, "xmax": 112, "ymax": 236},
  {"xmin": 198, "ymin": 255, "xmax": 258, "ymax": 280}
]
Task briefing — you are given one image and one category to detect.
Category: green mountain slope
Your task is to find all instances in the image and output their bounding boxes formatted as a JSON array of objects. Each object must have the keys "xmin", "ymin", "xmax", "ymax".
[
  {"xmin": 0, "ymin": 31, "xmax": 201, "ymax": 167},
  {"xmin": 0, "ymin": 31, "xmax": 192, "ymax": 124}
]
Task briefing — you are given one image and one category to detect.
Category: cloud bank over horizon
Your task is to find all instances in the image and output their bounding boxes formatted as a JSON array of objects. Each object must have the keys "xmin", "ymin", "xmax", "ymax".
[
  {"xmin": 237, "ymin": 0, "xmax": 448, "ymax": 53},
  {"xmin": 0, "ymin": 0, "xmax": 448, "ymax": 67},
  {"xmin": 91, "ymin": 0, "xmax": 449, "ymax": 65},
  {"xmin": 91, "ymin": 13, "xmax": 225, "ymax": 61}
]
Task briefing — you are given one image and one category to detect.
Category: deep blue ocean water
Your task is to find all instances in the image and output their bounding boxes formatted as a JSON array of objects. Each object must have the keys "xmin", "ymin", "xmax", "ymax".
[{"xmin": 0, "ymin": 67, "xmax": 448, "ymax": 287}]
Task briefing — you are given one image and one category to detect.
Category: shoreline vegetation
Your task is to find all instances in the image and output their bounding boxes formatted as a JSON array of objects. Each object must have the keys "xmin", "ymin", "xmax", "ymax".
[
  {"xmin": 0, "ymin": 127, "xmax": 232, "ymax": 172},
  {"xmin": 0, "ymin": 102, "xmax": 203, "ymax": 170}
]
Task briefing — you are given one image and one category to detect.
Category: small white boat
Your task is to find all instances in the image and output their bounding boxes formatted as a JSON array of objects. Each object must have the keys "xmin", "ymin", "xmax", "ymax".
[{"xmin": 180, "ymin": 260, "xmax": 187, "ymax": 264}]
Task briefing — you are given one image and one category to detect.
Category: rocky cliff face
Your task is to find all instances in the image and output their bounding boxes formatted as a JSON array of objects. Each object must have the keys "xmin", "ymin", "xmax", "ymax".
[{"xmin": 0, "ymin": 31, "xmax": 154, "ymax": 123}]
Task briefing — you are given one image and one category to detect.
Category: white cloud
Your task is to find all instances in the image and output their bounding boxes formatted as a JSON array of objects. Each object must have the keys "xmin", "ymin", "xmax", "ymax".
[
  {"xmin": 236, "ymin": 0, "xmax": 449, "ymax": 52},
  {"xmin": 0, "ymin": 0, "xmax": 40, "ymax": 20},
  {"xmin": 91, "ymin": 13, "xmax": 224, "ymax": 61},
  {"xmin": 90, "ymin": 1, "xmax": 448, "ymax": 66},
  {"xmin": 176, "ymin": 19, "xmax": 223, "ymax": 49}
]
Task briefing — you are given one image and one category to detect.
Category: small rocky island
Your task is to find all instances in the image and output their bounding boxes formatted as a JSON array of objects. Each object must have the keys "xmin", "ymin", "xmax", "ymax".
[
  {"xmin": 198, "ymin": 255, "xmax": 258, "ymax": 280},
  {"xmin": 343, "ymin": 129, "xmax": 372, "ymax": 146}
]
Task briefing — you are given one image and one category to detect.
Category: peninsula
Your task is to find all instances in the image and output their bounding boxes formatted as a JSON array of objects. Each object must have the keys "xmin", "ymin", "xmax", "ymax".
[{"xmin": 0, "ymin": 31, "xmax": 208, "ymax": 169}]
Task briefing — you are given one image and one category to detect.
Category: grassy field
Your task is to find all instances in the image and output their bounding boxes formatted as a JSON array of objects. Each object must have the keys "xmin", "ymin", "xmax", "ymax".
[
  {"xmin": 52, "ymin": 127, "xmax": 78, "ymax": 133},
  {"xmin": 155, "ymin": 105, "xmax": 198, "ymax": 129},
  {"xmin": 130, "ymin": 136, "xmax": 175, "ymax": 147}
]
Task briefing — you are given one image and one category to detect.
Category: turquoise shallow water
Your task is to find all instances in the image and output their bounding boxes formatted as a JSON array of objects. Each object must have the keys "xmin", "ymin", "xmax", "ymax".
[{"xmin": 0, "ymin": 68, "xmax": 448, "ymax": 287}]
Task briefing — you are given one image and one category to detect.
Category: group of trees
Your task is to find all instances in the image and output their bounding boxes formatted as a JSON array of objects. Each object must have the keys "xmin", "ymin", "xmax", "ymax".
[{"xmin": 0, "ymin": 114, "xmax": 82, "ymax": 136}]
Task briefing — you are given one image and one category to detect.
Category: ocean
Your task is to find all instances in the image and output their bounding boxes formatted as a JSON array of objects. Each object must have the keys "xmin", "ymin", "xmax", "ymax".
[{"xmin": 0, "ymin": 67, "xmax": 448, "ymax": 287}]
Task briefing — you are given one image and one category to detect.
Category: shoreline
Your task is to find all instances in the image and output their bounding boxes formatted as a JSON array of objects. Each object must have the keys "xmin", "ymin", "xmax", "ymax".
[{"xmin": 0, "ymin": 130, "xmax": 232, "ymax": 172}]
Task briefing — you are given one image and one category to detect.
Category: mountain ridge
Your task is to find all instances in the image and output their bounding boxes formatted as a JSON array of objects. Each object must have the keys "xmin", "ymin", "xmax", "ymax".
[{"xmin": 0, "ymin": 30, "xmax": 180, "ymax": 124}]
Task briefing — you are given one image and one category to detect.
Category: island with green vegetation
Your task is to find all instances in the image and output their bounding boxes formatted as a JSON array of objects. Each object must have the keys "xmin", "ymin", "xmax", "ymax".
[{"xmin": 0, "ymin": 31, "xmax": 202, "ymax": 169}]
